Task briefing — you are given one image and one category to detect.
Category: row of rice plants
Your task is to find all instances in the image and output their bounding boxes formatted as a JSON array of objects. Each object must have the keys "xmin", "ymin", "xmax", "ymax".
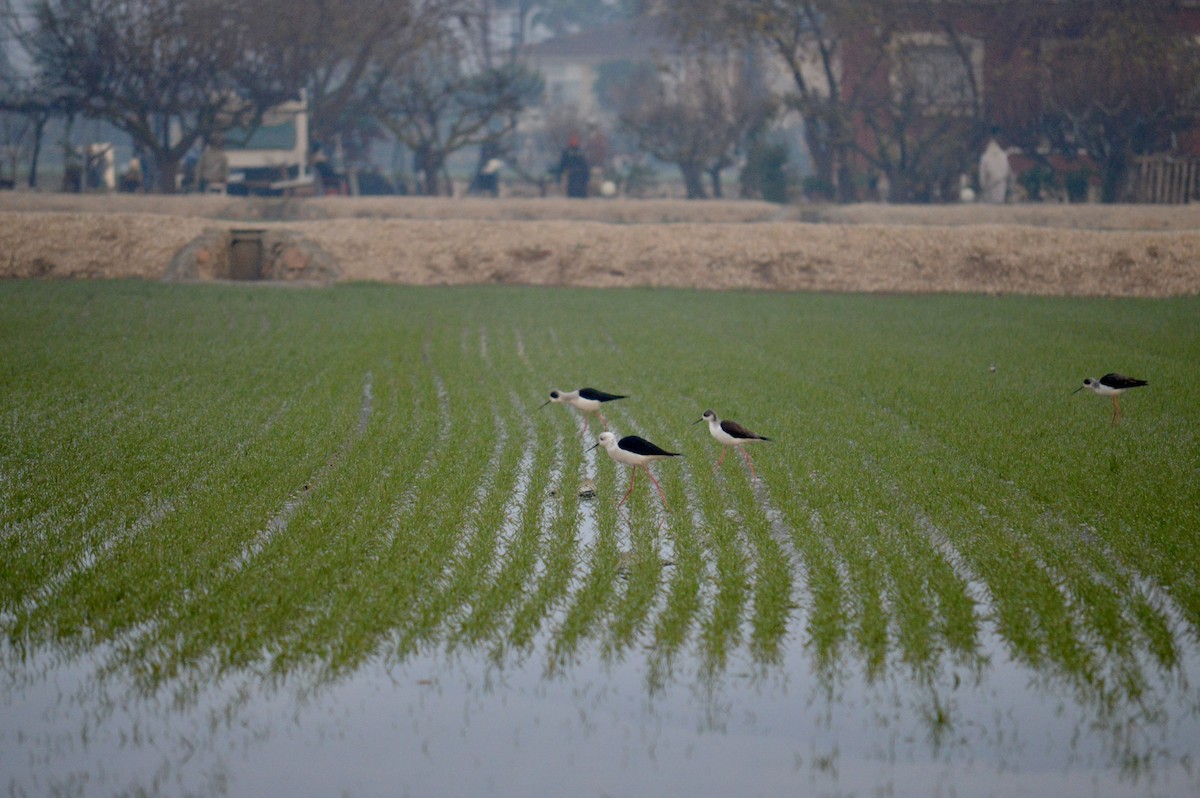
[
  {"xmin": 1, "ymin": 286, "xmax": 243, "ymax": 607},
  {"xmin": 551, "ymin": 288, "xmax": 1196, "ymax": 693},
  {"xmin": 559, "ymin": 298, "xmax": 788, "ymax": 678},
  {"xmin": 3, "ymin": 282, "xmax": 1195, "ymax": 701},
  {"xmin": 3, "ymin": 285, "xmax": 356, "ymax": 648},
  {"xmin": 739, "ymin": 291, "xmax": 1197, "ymax": 697},
  {"xmin": 289, "ymin": 309, "xmax": 505, "ymax": 673},
  {"xmin": 441, "ymin": 286, "xmax": 1195, "ymax": 697},
  {"xmin": 850, "ymin": 295, "xmax": 1194, "ymax": 681}
]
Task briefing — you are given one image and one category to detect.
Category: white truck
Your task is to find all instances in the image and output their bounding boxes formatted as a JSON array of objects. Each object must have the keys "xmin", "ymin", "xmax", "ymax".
[{"xmin": 224, "ymin": 92, "xmax": 314, "ymax": 196}]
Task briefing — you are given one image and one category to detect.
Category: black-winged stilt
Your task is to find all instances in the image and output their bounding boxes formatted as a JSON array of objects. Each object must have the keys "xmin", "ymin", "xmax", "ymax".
[
  {"xmin": 588, "ymin": 431, "xmax": 680, "ymax": 509},
  {"xmin": 540, "ymin": 388, "xmax": 627, "ymax": 434},
  {"xmin": 694, "ymin": 409, "xmax": 771, "ymax": 478},
  {"xmin": 1073, "ymin": 373, "xmax": 1148, "ymax": 424}
]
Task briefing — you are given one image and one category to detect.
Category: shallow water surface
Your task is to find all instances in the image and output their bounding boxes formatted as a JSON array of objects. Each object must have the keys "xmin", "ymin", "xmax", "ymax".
[{"xmin": 5, "ymin": 595, "xmax": 1198, "ymax": 797}]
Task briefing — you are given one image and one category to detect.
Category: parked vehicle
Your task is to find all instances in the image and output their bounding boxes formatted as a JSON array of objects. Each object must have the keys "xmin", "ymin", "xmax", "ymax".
[{"xmin": 224, "ymin": 93, "xmax": 313, "ymax": 196}]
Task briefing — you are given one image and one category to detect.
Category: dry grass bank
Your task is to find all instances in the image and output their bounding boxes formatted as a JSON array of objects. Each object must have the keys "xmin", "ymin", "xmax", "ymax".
[{"xmin": 1, "ymin": 192, "xmax": 1198, "ymax": 296}]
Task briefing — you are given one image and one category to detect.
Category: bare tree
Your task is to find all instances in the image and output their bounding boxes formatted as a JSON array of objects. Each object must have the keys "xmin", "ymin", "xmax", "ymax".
[
  {"xmin": 1, "ymin": 0, "xmax": 71, "ymax": 187},
  {"xmin": 652, "ymin": 0, "xmax": 1200, "ymax": 204},
  {"xmin": 371, "ymin": 10, "xmax": 542, "ymax": 195},
  {"xmin": 613, "ymin": 52, "xmax": 774, "ymax": 199},
  {"xmin": 247, "ymin": 0, "xmax": 443, "ymax": 161},
  {"xmin": 838, "ymin": 5, "xmax": 985, "ymax": 202},
  {"xmin": 647, "ymin": 0, "xmax": 871, "ymax": 201},
  {"xmin": 28, "ymin": 0, "xmax": 291, "ymax": 192},
  {"xmin": 614, "ymin": 63, "xmax": 708, "ymax": 198},
  {"xmin": 1037, "ymin": 1, "xmax": 1200, "ymax": 201}
]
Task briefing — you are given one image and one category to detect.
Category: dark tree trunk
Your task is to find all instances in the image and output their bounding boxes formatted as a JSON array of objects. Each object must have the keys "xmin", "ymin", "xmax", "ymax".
[
  {"xmin": 707, "ymin": 166, "xmax": 723, "ymax": 198},
  {"xmin": 1100, "ymin": 145, "xmax": 1131, "ymax": 203},
  {"xmin": 681, "ymin": 163, "xmax": 706, "ymax": 199},
  {"xmin": 28, "ymin": 114, "xmax": 48, "ymax": 189},
  {"xmin": 153, "ymin": 151, "xmax": 180, "ymax": 194},
  {"xmin": 422, "ymin": 159, "xmax": 443, "ymax": 196}
]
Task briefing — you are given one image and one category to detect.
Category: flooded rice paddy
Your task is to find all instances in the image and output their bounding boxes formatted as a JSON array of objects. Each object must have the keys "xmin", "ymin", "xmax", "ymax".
[{"xmin": 2, "ymin": 282, "xmax": 1199, "ymax": 796}]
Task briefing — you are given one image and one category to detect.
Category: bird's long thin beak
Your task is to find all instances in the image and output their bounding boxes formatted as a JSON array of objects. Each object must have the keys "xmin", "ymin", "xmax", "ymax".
[
  {"xmin": 586, "ymin": 443, "xmax": 599, "ymax": 452},
  {"xmin": 538, "ymin": 400, "xmax": 551, "ymax": 409},
  {"xmin": 691, "ymin": 417, "xmax": 703, "ymax": 425},
  {"xmin": 1071, "ymin": 386, "xmax": 1084, "ymax": 395}
]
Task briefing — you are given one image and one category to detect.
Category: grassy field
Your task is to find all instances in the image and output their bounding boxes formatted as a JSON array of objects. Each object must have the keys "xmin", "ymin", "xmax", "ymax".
[{"xmin": 2, "ymin": 279, "xmax": 1198, "ymax": 710}]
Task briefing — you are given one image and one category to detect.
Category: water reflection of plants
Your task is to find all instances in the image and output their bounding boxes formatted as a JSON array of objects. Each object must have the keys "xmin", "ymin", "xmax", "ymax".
[{"xmin": 2, "ymin": 282, "xmax": 1197, "ymax": 782}]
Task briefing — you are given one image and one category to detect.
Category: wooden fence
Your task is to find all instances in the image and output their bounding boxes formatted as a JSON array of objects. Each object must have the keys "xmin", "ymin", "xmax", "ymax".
[{"xmin": 1129, "ymin": 156, "xmax": 1200, "ymax": 204}]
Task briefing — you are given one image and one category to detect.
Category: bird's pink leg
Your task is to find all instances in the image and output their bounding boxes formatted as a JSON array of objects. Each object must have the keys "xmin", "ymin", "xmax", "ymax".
[
  {"xmin": 597, "ymin": 411, "xmax": 609, "ymax": 429},
  {"xmin": 738, "ymin": 447, "xmax": 758, "ymax": 479},
  {"xmin": 643, "ymin": 466, "xmax": 670, "ymax": 510},
  {"xmin": 715, "ymin": 447, "xmax": 727, "ymax": 469},
  {"xmin": 1111, "ymin": 396, "xmax": 1120, "ymax": 425},
  {"xmin": 618, "ymin": 467, "xmax": 637, "ymax": 507}
]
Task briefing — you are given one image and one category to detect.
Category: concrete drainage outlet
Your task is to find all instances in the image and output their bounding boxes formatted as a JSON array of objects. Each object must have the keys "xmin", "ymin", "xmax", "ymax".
[
  {"xmin": 229, "ymin": 229, "xmax": 265, "ymax": 280},
  {"xmin": 166, "ymin": 228, "xmax": 338, "ymax": 283}
]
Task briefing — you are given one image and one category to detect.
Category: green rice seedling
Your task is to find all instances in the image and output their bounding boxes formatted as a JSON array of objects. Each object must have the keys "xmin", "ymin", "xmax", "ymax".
[
  {"xmin": 454, "ymin": 411, "xmax": 557, "ymax": 651},
  {"xmin": 692, "ymin": 466, "xmax": 751, "ymax": 676},
  {"xmin": 606, "ymin": 463, "xmax": 679, "ymax": 655},
  {"xmin": 546, "ymin": 434, "xmax": 626, "ymax": 670},
  {"xmin": 2, "ymin": 282, "xmax": 1197, "ymax": 710},
  {"xmin": 0, "ymin": 287, "xmax": 269, "ymax": 609},
  {"xmin": 435, "ymin": 364, "xmax": 549, "ymax": 651},
  {"xmin": 8, "ymin": 288, "xmax": 367, "ymax": 653},
  {"xmin": 506, "ymin": 432, "xmax": 583, "ymax": 653}
]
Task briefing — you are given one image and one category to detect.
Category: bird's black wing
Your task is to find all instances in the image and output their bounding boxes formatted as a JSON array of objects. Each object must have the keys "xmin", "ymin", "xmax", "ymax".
[
  {"xmin": 619, "ymin": 435, "xmax": 681, "ymax": 457},
  {"xmin": 580, "ymin": 387, "xmax": 627, "ymax": 402},
  {"xmin": 1100, "ymin": 373, "xmax": 1148, "ymax": 389},
  {"xmin": 720, "ymin": 419, "xmax": 770, "ymax": 441}
]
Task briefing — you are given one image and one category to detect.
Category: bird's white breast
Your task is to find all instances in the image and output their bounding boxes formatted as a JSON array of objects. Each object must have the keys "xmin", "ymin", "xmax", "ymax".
[
  {"xmin": 606, "ymin": 444, "xmax": 646, "ymax": 467},
  {"xmin": 571, "ymin": 395, "xmax": 601, "ymax": 413},
  {"xmin": 708, "ymin": 419, "xmax": 740, "ymax": 446}
]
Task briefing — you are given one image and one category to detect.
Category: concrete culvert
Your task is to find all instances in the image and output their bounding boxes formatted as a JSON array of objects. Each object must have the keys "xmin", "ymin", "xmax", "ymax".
[
  {"xmin": 229, "ymin": 229, "xmax": 264, "ymax": 280},
  {"xmin": 166, "ymin": 228, "xmax": 338, "ymax": 284}
]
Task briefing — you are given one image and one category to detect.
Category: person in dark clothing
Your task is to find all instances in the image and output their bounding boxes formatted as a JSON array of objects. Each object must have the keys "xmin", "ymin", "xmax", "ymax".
[
  {"xmin": 558, "ymin": 133, "xmax": 589, "ymax": 198},
  {"xmin": 310, "ymin": 141, "xmax": 340, "ymax": 195},
  {"xmin": 471, "ymin": 141, "xmax": 502, "ymax": 197}
]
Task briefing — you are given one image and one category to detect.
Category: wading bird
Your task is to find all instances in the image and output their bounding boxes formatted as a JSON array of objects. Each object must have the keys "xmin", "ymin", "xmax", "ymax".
[
  {"xmin": 1073, "ymin": 373, "xmax": 1148, "ymax": 424},
  {"xmin": 589, "ymin": 431, "xmax": 680, "ymax": 509},
  {"xmin": 540, "ymin": 388, "xmax": 626, "ymax": 434},
  {"xmin": 694, "ymin": 409, "xmax": 771, "ymax": 478}
]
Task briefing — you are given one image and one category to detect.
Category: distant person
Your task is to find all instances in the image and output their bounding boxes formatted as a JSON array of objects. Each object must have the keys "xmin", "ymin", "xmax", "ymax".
[
  {"xmin": 471, "ymin": 141, "xmax": 502, "ymax": 197},
  {"xmin": 979, "ymin": 131, "xmax": 1010, "ymax": 204},
  {"xmin": 874, "ymin": 171, "xmax": 890, "ymax": 203},
  {"xmin": 310, "ymin": 141, "xmax": 340, "ymax": 195},
  {"xmin": 558, "ymin": 133, "xmax": 589, "ymax": 198},
  {"xmin": 181, "ymin": 144, "xmax": 199, "ymax": 193},
  {"xmin": 119, "ymin": 155, "xmax": 142, "ymax": 193},
  {"xmin": 479, "ymin": 158, "xmax": 502, "ymax": 196},
  {"xmin": 197, "ymin": 134, "xmax": 229, "ymax": 194}
]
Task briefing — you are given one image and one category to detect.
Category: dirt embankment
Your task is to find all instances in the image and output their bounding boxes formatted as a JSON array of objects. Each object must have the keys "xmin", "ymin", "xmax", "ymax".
[{"xmin": 1, "ymin": 193, "xmax": 1198, "ymax": 296}]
